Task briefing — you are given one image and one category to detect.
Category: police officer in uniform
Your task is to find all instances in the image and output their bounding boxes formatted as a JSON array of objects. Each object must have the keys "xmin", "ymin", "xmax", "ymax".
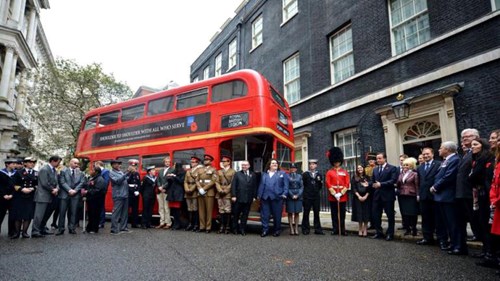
[
  {"xmin": 0, "ymin": 159, "xmax": 16, "ymax": 236},
  {"xmin": 127, "ymin": 159, "xmax": 141, "ymax": 228},
  {"xmin": 215, "ymin": 155, "xmax": 236, "ymax": 234},
  {"xmin": 301, "ymin": 159, "xmax": 325, "ymax": 235},
  {"xmin": 11, "ymin": 157, "xmax": 38, "ymax": 238},
  {"xmin": 184, "ymin": 156, "xmax": 202, "ymax": 231},
  {"xmin": 196, "ymin": 154, "xmax": 217, "ymax": 233}
]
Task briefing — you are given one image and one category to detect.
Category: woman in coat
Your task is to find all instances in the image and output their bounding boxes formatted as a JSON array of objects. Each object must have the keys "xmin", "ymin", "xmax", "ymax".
[
  {"xmin": 286, "ymin": 163, "xmax": 303, "ymax": 235},
  {"xmin": 351, "ymin": 165, "xmax": 371, "ymax": 237},
  {"xmin": 396, "ymin": 157, "xmax": 419, "ymax": 236},
  {"xmin": 140, "ymin": 166, "xmax": 157, "ymax": 229},
  {"xmin": 84, "ymin": 167, "xmax": 107, "ymax": 233},
  {"xmin": 167, "ymin": 163, "xmax": 185, "ymax": 230},
  {"xmin": 469, "ymin": 138, "xmax": 495, "ymax": 263},
  {"xmin": 488, "ymin": 132, "xmax": 500, "ymax": 274}
]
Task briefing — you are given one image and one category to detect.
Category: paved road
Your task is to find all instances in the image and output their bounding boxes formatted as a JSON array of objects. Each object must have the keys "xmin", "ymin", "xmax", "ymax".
[{"xmin": 0, "ymin": 222, "xmax": 497, "ymax": 281}]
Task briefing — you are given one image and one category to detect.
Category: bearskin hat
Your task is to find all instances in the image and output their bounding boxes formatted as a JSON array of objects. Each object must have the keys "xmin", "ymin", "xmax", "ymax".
[
  {"xmin": 326, "ymin": 147, "xmax": 344, "ymax": 166},
  {"xmin": 366, "ymin": 152, "xmax": 377, "ymax": 161}
]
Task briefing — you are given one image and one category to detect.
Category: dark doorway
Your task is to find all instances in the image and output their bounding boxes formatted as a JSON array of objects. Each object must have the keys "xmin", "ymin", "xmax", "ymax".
[{"xmin": 403, "ymin": 138, "xmax": 441, "ymax": 160}]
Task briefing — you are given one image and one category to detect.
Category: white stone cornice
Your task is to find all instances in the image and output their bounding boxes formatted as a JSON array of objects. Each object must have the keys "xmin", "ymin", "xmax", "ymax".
[{"xmin": 0, "ymin": 25, "xmax": 37, "ymax": 68}]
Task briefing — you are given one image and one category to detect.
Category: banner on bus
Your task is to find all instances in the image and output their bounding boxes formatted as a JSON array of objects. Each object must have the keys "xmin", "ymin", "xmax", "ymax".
[{"xmin": 91, "ymin": 112, "xmax": 211, "ymax": 147}]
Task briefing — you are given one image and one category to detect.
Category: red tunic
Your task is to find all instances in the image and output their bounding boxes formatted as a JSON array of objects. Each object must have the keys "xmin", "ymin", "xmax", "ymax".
[
  {"xmin": 325, "ymin": 168, "xmax": 350, "ymax": 202},
  {"xmin": 490, "ymin": 161, "xmax": 500, "ymax": 235}
]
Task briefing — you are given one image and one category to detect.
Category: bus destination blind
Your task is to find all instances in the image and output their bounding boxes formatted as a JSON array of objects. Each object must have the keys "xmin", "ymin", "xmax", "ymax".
[{"xmin": 91, "ymin": 112, "xmax": 210, "ymax": 147}]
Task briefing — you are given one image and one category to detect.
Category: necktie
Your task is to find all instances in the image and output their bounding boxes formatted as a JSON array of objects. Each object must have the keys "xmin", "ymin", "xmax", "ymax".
[
  {"xmin": 424, "ymin": 163, "xmax": 429, "ymax": 171},
  {"xmin": 72, "ymin": 169, "xmax": 75, "ymax": 177},
  {"xmin": 378, "ymin": 165, "xmax": 382, "ymax": 174}
]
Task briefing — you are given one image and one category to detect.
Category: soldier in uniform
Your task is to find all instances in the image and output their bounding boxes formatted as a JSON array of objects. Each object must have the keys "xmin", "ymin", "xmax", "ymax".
[
  {"xmin": 196, "ymin": 154, "xmax": 217, "ymax": 233},
  {"xmin": 215, "ymin": 155, "xmax": 236, "ymax": 234},
  {"xmin": 11, "ymin": 157, "xmax": 38, "ymax": 238},
  {"xmin": 301, "ymin": 159, "xmax": 324, "ymax": 235},
  {"xmin": 184, "ymin": 156, "xmax": 201, "ymax": 231},
  {"xmin": 326, "ymin": 147, "xmax": 351, "ymax": 236},
  {"xmin": 127, "ymin": 159, "xmax": 141, "ymax": 228},
  {"xmin": 364, "ymin": 153, "xmax": 377, "ymax": 180},
  {"xmin": 0, "ymin": 159, "xmax": 16, "ymax": 236}
]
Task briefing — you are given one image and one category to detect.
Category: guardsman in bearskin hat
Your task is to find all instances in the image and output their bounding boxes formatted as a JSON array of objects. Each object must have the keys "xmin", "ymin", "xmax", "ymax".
[
  {"xmin": 184, "ymin": 155, "xmax": 203, "ymax": 231},
  {"xmin": 326, "ymin": 148, "xmax": 350, "ymax": 236},
  {"xmin": 215, "ymin": 155, "xmax": 236, "ymax": 234}
]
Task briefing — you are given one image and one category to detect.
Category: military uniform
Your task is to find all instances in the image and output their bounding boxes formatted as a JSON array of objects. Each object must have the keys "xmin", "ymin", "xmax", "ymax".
[
  {"xmin": 215, "ymin": 166, "xmax": 236, "ymax": 233},
  {"xmin": 127, "ymin": 171, "xmax": 141, "ymax": 227},
  {"xmin": 196, "ymin": 163, "xmax": 217, "ymax": 232},
  {"xmin": 0, "ymin": 164, "xmax": 15, "ymax": 235},
  {"xmin": 184, "ymin": 164, "xmax": 201, "ymax": 231},
  {"xmin": 11, "ymin": 167, "xmax": 38, "ymax": 238}
]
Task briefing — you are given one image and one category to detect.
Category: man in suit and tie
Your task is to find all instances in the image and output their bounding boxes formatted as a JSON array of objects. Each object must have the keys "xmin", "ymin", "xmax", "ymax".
[
  {"xmin": 416, "ymin": 147, "xmax": 443, "ymax": 246},
  {"xmin": 156, "ymin": 156, "xmax": 174, "ymax": 229},
  {"xmin": 370, "ymin": 152, "xmax": 398, "ymax": 241},
  {"xmin": 56, "ymin": 158, "xmax": 85, "ymax": 235},
  {"xmin": 31, "ymin": 155, "xmax": 61, "ymax": 238},
  {"xmin": 430, "ymin": 141, "xmax": 461, "ymax": 254},
  {"xmin": 231, "ymin": 160, "xmax": 257, "ymax": 235}
]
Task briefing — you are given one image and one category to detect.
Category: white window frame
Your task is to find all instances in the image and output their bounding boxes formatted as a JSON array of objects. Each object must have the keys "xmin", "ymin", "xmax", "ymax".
[
  {"xmin": 388, "ymin": 0, "xmax": 430, "ymax": 55},
  {"xmin": 203, "ymin": 66, "xmax": 210, "ymax": 80},
  {"xmin": 215, "ymin": 53, "xmax": 222, "ymax": 77},
  {"xmin": 251, "ymin": 15, "xmax": 263, "ymax": 50},
  {"xmin": 329, "ymin": 25, "xmax": 354, "ymax": 84},
  {"xmin": 493, "ymin": 0, "xmax": 500, "ymax": 10},
  {"xmin": 228, "ymin": 38, "xmax": 237, "ymax": 70},
  {"xmin": 333, "ymin": 128, "xmax": 360, "ymax": 175},
  {"xmin": 283, "ymin": 53, "xmax": 300, "ymax": 104},
  {"xmin": 282, "ymin": 0, "xmax": 298, "ymax": 24}
]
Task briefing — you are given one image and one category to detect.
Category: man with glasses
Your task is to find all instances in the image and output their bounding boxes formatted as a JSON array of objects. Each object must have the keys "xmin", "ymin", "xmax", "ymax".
[{"xmin": 56, "ymin": 158, "xmax": 85, "ymax": 235}]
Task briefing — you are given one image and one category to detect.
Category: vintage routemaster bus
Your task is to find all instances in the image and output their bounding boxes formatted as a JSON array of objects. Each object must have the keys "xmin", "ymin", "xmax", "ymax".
[{"xmin": 75, "ymin": 69, "xmax": 294, "ymax": 218}]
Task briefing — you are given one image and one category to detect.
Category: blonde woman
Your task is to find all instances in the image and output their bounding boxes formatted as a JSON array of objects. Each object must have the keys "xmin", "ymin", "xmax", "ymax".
[{"xmin": 396, "ymin": 157, "xmax": 419, "ymax": 236}]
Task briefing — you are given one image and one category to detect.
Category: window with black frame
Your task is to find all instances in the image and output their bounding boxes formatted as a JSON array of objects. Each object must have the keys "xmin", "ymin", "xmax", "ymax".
[
  {"xmin": 176, "ymin": 88, "xmax": 208, "ymax": 110},
  {"xmin": 147, "ymin": 96, "xmax": 174, "ymax": 116},
  {"xmin": 142, "ymin": 154, "xmax": 169, "ymax": 171},
  {"xmin": 99, "ymin": 111, "xmax": 120, "ymax": 127},
  {"xmin": 122, "ymin": 104, "xmax": 144, "ymax": 122}
]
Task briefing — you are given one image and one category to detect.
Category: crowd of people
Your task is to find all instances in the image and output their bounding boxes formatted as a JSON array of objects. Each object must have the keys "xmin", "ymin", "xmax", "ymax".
[{"xmin": 0, "ymin": 128, "xmax": 499, "ymax": 275}]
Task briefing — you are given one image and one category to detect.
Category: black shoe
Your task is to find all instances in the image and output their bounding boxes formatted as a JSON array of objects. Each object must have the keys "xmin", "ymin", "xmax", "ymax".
[
  {"xmin": 403, "ymin": 229, "xmax": 411, "ymax": 236},
  {"xmin": 261, "ymin": 231, "xmax": 268, "ymax": 237},
  {"xmin": 416, "ymin": 239, "xmax": 434, "ymax": 245},
  {"xmin": 69, "ymin": 230, "xmax": 77, "ymax": 234},
  {"xmin": 341, "ymin": 231, "xmax": 348, "ymax": 236},
  {"xmin": 372, "ymin": 234, "xmax": 385, "ymax": 239},
  {"xmin": 476, "ymin": 258, "xmax": 500, "ymax": 269},
  {"xmin": 240, "ymin": 231, "xmax": 246, "ymax": 236},
  {"xmin": 302, "ymin": 230, "xmax": 310, "ymax": 235},
  {"xmin": 367, "ymin": 225, "xmax": 375, "ymax": 230},
  {"xmin": 21, "ymin": 232, "xmax": 30, "ymax": 238},
  {"xmin": 448, "ymin": 249, "xmax": 468, "ymax": 256},
  {"xmin": 131, "ymin": 225, "xmax": 139, "ymax": 229},
  {"xmin": 192, "ymin": 226, "xmax": 199, "ymax": 232},
  {"xmin": 314, "ymin": 230, "xmax": 324, "ymax": 235},
  {"xmin": 185, "ymin": 224, "xmax": 193, "ymax": 231},
  {"xmin": 55, "ymin": 230, "xmax": 64, "ymax": 236},
  {"xmin": 467, "ymin": 236, "xmax": 478, "ymax": 242},
  {"xmin": 41, "ymin": 231, "xmax": 54, "ymax": 235},
  {"xmin": 440, "ymin": 243, "xmax": 451, "ymax": 251},
  {"xmin": 471, "ymin": 252, "xmax": 486, "ymax": 259},
  {"xmin": 385, "ymin": 235, "xmax": 394, "ymax": 241},
  {"xmin": 272, "ymin": 231, "xmax": 281, "ymax": 237},
  {"xmin": 331, "ymin": 231, "xmax": 339, "ymax": 235},
  {"xmin": 9, "ymin": 233, "xmax": 20, "ymax": 239},
  {"xmin": 397, "ymin": 226, "xmax": 406, "ymax": 230},
  {"xmin": 31, "ymin": 233, "xmax": 44, "ymax": 238}
]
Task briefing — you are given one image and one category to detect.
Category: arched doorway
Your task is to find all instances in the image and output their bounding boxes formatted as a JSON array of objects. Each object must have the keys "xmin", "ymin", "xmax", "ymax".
[{"xmin": 400, "ymin": 118, "xmax": 442, "ymax": 159}]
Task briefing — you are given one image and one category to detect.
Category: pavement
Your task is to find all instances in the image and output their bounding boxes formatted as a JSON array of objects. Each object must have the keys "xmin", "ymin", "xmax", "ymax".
[{"xmin": 285, "ymin": 210, "xmax": 483, "ymax": 248}]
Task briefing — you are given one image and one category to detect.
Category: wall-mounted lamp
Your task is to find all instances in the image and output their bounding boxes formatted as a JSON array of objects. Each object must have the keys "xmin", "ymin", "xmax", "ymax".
[{"xmin": 391, "ymin": 93, "xmax": 411, "ymax": 119}]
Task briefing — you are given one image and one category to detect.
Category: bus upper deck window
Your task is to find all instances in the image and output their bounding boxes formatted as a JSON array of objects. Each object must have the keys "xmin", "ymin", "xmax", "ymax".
[
  {"xmin": 211, "ymin": 80, "xmax": 248, "ymax": 102},
  {"xmin": 122, "ymin": 104, "xmax": 144, "ymax": 122},
  {"xmin": 99, "ymin": 111, "xmax": 120, "ymax": 127},
  {"xmin": 84, "ymin": 115, "xmax": 97, "ymax": 130},
  {"xmin": 176, "ymin": 88, "xmax": 208, "ymax": 110},
  {"xmin": 147, "ymin": 96, "xmax": 174, "ymax": 116},
  {"xmin": 271, "ymin": 87, "xmax": 286, "ymax": 109}
]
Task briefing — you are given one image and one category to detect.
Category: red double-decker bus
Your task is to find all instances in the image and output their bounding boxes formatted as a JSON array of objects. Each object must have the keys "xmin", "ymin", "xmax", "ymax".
[{"xmin": 75, "ymin": 69, "xmax": 294, "ymax": 218}]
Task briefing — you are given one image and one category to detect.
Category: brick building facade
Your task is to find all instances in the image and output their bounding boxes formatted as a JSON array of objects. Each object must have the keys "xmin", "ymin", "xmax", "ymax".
[{"xmin": 190, "ymin": 0, "xmax": 500, "ymax": 172}]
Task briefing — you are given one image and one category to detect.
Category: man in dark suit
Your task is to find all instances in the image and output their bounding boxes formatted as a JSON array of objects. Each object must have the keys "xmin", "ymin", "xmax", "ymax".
[
  {"xmin": 57, "ymin": 158, "xmax": 85, "ymax": 235},
  {"xmin": 31, "ymin": 155, "xmax": 61, "ymax": 238},
  {"xmin": 370, "ymin": 152, "xmax": 398, "ymax": 241},
  {"xmin": 416, "ymin": 147, "xmax": 443, "ymax": 246},
  {"xmin": 231, "ymin": 160, "xmax": 257, "ymax": 235},
  {"xmin": 0, "ymin": 159, "xmax": 16, "ymax": 236},
  {"xmin": 430, "ymin": 141, "xmax": 462, "ymax": 255}
]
